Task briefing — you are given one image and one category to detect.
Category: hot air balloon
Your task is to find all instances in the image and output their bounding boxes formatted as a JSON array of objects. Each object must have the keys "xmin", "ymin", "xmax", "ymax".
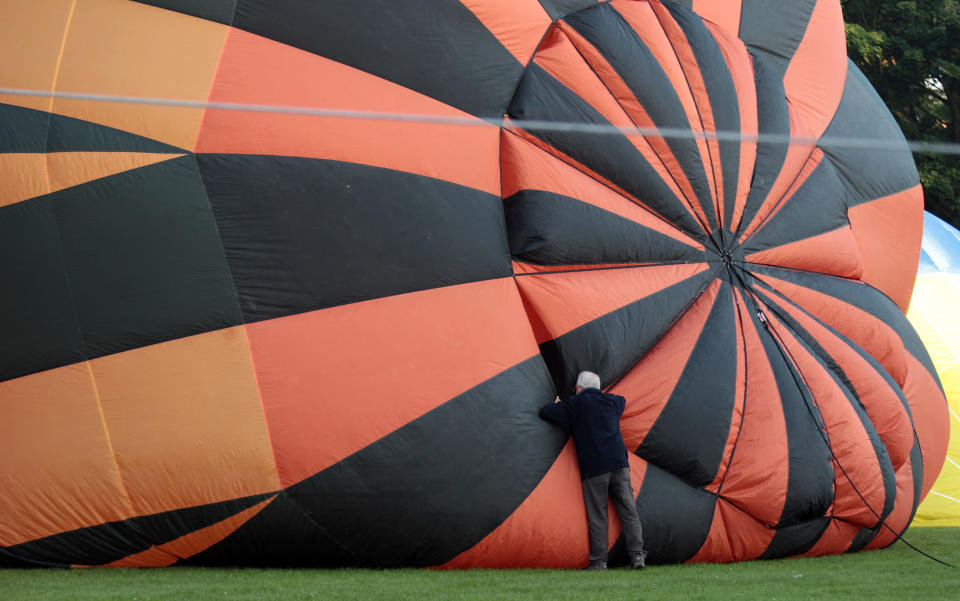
[
  {"xmin": 911, "ymin": 211, "xmax": 960, "ymax": 526},
  {"xmin": 0, "ymin": 0, "xmax": 948, "ymax": 568}
]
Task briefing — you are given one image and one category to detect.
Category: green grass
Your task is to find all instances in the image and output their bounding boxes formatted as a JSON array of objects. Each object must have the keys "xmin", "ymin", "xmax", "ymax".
[{"xmin": 1, "ymin": 527, "xmax": 958, "ymax": 601}]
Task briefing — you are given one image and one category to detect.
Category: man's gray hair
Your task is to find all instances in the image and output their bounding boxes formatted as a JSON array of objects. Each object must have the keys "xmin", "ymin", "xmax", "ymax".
[{"xmin": 576, "ymin": 371, "xmax": 601, "ymax": 391}]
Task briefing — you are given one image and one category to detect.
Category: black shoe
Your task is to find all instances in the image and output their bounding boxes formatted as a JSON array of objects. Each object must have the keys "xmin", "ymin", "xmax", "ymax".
[
  {"xmin": 631, "ymin": 552, "xmax": 646, "ymax": 570},
  {"xmin": 583, "ymin": 560, "xmax": 607, "ymax": 570}
]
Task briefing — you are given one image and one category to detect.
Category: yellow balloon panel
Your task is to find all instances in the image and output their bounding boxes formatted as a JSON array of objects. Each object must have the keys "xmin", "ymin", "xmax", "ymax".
[{"xmin": 910, "ymin": 273, "xmax": 960, "ymax": 525}]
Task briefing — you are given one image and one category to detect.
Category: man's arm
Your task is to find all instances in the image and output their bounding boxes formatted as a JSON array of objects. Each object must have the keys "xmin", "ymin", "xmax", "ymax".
[{"xmin": 539, "ymin": 398, "xmax": 572, "ymax": 429}]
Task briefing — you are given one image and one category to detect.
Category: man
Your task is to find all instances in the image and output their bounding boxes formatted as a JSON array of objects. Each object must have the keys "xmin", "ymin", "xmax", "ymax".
[{"xmin": 539, "ymin": 371, "xmax": 647, "ymax": 571}]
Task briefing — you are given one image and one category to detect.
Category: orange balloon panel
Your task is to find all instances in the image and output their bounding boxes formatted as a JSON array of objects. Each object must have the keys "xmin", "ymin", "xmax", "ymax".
[
  {"xmin": 0, "ymin": 363, "xmax": 134, "ymax": 546},
  {"xmin": 89, "ymin": 326, "xmax": 281, "ymax": 516}
]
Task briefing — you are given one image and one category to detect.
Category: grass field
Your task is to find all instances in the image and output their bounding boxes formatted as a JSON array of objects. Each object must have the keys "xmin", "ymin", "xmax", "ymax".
[{"xmin": 1, "ymin": 527, "xmax": 957, "ymax": 601}]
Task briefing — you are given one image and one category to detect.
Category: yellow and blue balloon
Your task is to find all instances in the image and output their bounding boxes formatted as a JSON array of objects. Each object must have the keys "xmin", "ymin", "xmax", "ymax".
[{"xmin": 912, "ymin": 212, "xmax": 960, "ymax": 525}]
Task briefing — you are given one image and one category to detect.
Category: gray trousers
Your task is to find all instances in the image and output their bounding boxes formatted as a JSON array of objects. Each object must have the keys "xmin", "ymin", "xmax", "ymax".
[{"xmin": 582, "ymin": 467, "xmax": 645, "ymax": 562}]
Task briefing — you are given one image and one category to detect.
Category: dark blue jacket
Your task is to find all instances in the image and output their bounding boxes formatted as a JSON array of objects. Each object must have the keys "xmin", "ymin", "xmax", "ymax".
[{"xmin": 538, "ymin": 387, "xmax": 629, "ymax": 479}]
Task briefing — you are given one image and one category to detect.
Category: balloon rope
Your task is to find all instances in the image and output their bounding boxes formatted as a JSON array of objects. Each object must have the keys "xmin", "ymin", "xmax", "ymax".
[
  {"xmin": 734, "ymin": 272, "xmax": 956, "ymax": 568},
  {"xmin": 711, "ymin": 285, "xmax": 753, "ymax": 496}
]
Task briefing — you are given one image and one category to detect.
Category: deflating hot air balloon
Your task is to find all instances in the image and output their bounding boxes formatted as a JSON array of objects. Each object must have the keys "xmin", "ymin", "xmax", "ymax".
[
  {"xmin": 0, "ymin": 0, "xmax": 948, "ymax": 567},
  {"xmin": 911, "ymin": 212, "xmax": 960, "ymax": 526}
]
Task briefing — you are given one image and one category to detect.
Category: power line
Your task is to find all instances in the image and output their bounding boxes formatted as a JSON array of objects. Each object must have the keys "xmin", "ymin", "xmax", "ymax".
[{"xmin": 3, "ymin": 85, "xmax": 960, "ymax": 156}]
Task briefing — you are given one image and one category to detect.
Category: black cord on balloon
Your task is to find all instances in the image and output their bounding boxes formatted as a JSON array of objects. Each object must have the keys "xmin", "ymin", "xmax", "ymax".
[{"xmin": 732, "ymin": 266, "xmax": 955, "ymax": 568}]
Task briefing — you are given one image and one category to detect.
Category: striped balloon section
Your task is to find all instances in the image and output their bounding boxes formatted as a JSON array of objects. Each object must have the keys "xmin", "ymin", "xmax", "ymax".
[{"xmin": 0, "ymin": 0, "xmax": 947, "ymax": 567}]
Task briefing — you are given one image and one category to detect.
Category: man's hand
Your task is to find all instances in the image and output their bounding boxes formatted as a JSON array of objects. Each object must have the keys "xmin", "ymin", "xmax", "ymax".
[{"xmin": 554, "ymin": 396, "xmax": 561, "ymax": 403}]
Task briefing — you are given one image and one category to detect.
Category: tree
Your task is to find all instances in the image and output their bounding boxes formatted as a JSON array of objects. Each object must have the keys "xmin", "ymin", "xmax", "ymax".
[{"xmin": 842, "ymin": 0, "xmax": 960, "ymax": 228}]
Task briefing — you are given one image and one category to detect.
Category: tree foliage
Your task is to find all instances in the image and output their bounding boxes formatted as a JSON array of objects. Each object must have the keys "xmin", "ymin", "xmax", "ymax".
[{"xmin": 842, "ymin": 0, "xmax": 960, "ymax": 227}]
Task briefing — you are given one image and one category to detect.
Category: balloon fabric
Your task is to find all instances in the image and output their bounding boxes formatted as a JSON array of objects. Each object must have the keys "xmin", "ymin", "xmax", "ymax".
[
  {"xmin": 0, "ymin": 0, "xmax": 948, "ymax": 567},
  {"xmin": 911, "ymin": 212, "xmax": 960, "ymax": 527}
]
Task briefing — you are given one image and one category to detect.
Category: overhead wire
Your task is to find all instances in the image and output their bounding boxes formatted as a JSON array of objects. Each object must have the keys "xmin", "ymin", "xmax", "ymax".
[{"xmin": 4, "ymin": 85, "xmax": 960, "ymax": 156}]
